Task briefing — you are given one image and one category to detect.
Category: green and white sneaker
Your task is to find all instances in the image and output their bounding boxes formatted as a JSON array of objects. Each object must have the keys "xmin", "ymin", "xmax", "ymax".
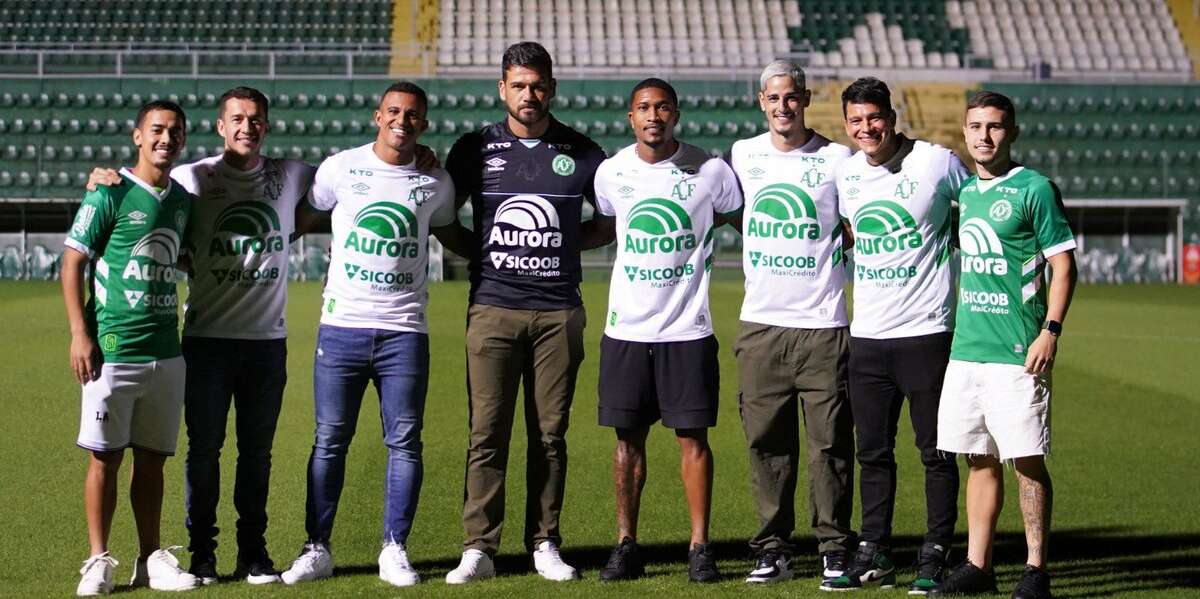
[
  {"xmin": 819, "ymin": 541, "xmax": 896, "ymax": 591},
  {"xmin": 908, "ymin": 543, "xmax": 949, "ymax": 595}
]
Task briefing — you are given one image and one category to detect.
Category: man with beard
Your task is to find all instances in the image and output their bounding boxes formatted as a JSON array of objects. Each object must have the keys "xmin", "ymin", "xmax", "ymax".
[{"xmin": 443, "ymin": 41, "xmax": 607, "ymax": 583}]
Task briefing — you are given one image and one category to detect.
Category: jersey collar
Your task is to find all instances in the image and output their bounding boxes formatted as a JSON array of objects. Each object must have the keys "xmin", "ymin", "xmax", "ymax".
[
  {"xmin": 975, "ymin": 165, "xmax": 1025, "ymax": 193},
  {"xmin": 119, "ymin": 167, "xmax": 173, "ymax": 201}
]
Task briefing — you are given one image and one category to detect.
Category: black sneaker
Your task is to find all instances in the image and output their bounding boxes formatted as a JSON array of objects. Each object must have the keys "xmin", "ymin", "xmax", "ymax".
[
  {"xmin": 746, "ymin": 549, "xmax": 792, "ymax": 583},
  {"xmin": 235, "ymin": 552, "xmax": 281, "ymax": 585},
  {"xmin": 1011, "ymin": 565, "xmax": 1051, "ymax": 599},
  {"xmin": 688, "ymin": 543, "xmax": 720, "ymax": 583},
  {"xmin": 909, "ymin": 542, "xmax": 951, "ymax": 595},
  {"xmin": 599, "ymin": 537, "xmax": 645, "ymax": 582},
  {"xmin": 930, "ymin": 560, "xmax": 997, "ymax": 596},
  {"xmin": 189, "ymin": 553, "xmax": 218, "ymax": 586},
  {"xmin": 820, "ymin": 541, "xmax": 896, "ymax": 591},
  {"xmin": 820, "ymin": 550, "xmax": 849, "ymax": 579}
]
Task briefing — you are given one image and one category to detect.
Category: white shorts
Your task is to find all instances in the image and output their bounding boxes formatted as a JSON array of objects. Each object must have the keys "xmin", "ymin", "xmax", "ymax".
[
  {"xmin": 77, "ymin": 356, "xmax": 186, "ymax": 455},
  {"xmin": 936, "ymin": 359, "xmax": 1051, "ymax": 460}
]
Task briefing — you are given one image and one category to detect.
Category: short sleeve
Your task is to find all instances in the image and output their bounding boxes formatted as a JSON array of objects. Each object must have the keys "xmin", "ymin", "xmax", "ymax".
[
  {"xmin": 445, "ymin": 133, "xmax": 482, "ymax": 197},
  {"xmin": 308, "ymin": 155, "xmax": 339, "ymax": 211},
  {"xmin": 936, "ymin": 151, "xmax": 971, "ymax": 204},
  {"xmin": 169, "ymin": 163, "xmax": 201, "ymax": 195},
  {"xmin": 711, "ymin": 160, "xmax": 744, "ymax": 215},
  {"xmin": 1027, "ymin": 178, "xmax": 1076, "ymax": 257},
  {"xmin": 833, "ymin": 161, "xmax": 850, "ymax": 220},
  {"xmin": 428, "ymin": 173, "xmax": 458, "ymax": 228},
  {"xmin": 593, "ymin": 162, "xmax": 616, "ymax": 217},
  {"xmin": 580, "ymin": 143, "xmax": 607, "ymax": 207},
  {"xmin": 287, "ymin": 160, "xmax": 319, "ymax": 210},
  {"xmin": 65, "ymin": 187, "xmax": 119, "ymax": 258}
]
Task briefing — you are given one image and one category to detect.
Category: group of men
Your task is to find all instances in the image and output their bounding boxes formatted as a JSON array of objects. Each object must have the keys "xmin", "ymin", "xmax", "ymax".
[{"xmin": 63, "ymin": 41, "xmax": 1076, "ymax": 599}]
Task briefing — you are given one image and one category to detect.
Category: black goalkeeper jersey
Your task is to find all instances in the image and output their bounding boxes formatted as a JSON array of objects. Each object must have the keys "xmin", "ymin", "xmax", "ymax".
[{"xmin": 446, "ymin": 117, "xmax": 606, "ymax": 310}]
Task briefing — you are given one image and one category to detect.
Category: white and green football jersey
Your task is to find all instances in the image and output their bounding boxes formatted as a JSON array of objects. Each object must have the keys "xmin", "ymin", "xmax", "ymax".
[
  {"xmin": 64, "ymin": 169, "xmax": 193, "ymax": 363},
  {"xmin": 836, "ymin": 138, "xmax": 969, "ymax": 339},
  {"xmin": 311, "ymin": 143, "xmax": 456, "ymax": 333},
  {"xmin": 594, "ymin": 142, "xmax": 743, "ymax": 342},
  {"xmin": 951, "ymin": 166, "xmax": 1076, "ymax": 365},
  {"xmin": 731, "ymin": 131, "xmax": 852, "ymax": 329},
  {"xmin": 173, "ymin": 155, "xmax": 315, "ymax": 340}
]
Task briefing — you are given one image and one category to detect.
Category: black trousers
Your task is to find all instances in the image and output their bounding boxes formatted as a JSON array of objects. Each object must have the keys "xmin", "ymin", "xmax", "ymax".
[{"xmin": 848, "ymin": 332, "xmax": 959, "ymax": 548}]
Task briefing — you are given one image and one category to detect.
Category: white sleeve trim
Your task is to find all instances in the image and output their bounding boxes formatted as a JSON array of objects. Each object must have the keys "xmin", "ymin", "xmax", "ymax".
[
  {"xmin": 63, "ymin": 238, "xmax": 95, "ymax": 259},
  {"xmin": 1042, "ymin": 238, "xmax": 1077, "ymax": 259}
]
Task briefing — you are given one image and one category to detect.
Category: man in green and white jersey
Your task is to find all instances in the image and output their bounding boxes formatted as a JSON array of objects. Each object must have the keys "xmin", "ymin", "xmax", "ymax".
[
  {"xmin": 64, "ymin": 101, "xmax": 200, "ymax": 595},
  {"xmin": 279, "ymin": 81, "xmax": 472, "ymax": 589},
  {"xmin": 823, "ymin": 77, "xmax": 969, "ymax": 593},
  {"xmin": 728, "ymin": 60, "xmax": 856, "ymax": 586},
  {"xmin": 591, "ymin": 79, "xmax": 743, "ymax": 584},
  {"xmin": 931, "ymin": 92, "xmax": 1076, "ymax": 599}
]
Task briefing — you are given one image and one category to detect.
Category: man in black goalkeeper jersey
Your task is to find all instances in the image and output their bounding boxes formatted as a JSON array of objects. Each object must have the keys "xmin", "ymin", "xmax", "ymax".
[{"xmin": 442, "ymin": 41, "xmax": 608, "ymax": 584}]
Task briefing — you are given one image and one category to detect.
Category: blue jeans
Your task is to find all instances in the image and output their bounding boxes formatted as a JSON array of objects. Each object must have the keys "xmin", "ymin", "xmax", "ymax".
[
  {"xmin": 183, "ymin": 336, "xmax": 287, "ymax": 558},
  {"xmin": 306, "ymin": 324, "xmax": 429, "ymax": 545}
]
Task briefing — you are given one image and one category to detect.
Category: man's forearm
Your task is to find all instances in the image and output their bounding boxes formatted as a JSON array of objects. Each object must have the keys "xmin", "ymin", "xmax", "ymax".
[
  {"xmin": 61, "ymin": 250, "xmax": 90, "ymax": 336},
  {"xmin": 433, "ymin": 224, "xmax": 478, "ymax": 260},
  {"xmin": 1044, "ymin": 252, "xmax": 1077, "ymax": 324}
]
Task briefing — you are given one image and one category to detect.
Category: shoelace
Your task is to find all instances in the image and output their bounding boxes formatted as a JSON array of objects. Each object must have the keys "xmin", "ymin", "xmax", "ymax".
[
  {"xmin": 385, "ymin": 546, "xmax": 411, "ymax": 570},
  {"xmin": 152, "ymin": 546, "xmax": 185, "ymax": 568},
  {"xmin": 538, "ymin": 547, "xmax": 568, "ymax": 567},
  {"xmin": 604, "ymin": 543, "xmax": 632, "ymax": 569},
  {"xmin": 849, "ymin": 548, "xmax": 876, "ymax": 575},
  {"xmin": 691, "ymin": 546, "xmax": 717, "ymax": 575},
  {"xmin": 294, "ymin": 545, "xmax": 327, "ymax": 569},
  {"xmin": 1013, "ymin": 569, "xmax": 1046, "ymax": 594},
  {"xmin": 916, "ymin": 551, "xmax": 946, "ymax": 580},
  {"xmin": 756, "ymin": 551, "xmax": 782, "ymax": 570},
  {"xmin": 80, "ymin": 553, "xmax": 119, "ymax": 575},
  {"xmin": 824, "ymin": 553, "xmax": 848, "ymax": 573}
]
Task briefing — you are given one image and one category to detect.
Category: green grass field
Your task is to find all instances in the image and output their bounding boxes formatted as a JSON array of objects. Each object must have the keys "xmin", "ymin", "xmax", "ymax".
[{"xmin": 2, "ymin": 280, "xmax": 1198, "ymax": 597}]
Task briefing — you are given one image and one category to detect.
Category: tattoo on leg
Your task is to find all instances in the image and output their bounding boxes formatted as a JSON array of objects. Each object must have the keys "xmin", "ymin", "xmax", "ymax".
[{"xmin": 1017, "ymin": 467, "xmax": 1052, "ymax": 566}]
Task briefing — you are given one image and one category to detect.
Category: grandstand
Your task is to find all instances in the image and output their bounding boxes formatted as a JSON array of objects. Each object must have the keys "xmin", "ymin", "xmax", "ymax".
[{"xmin": 0, "ymin": 0, "xmax": 1197, "ymax": 284}]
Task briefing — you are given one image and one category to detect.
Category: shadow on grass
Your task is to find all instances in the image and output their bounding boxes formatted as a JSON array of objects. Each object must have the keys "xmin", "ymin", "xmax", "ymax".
[{"xmin": 320, "ymin": 527, "xmax": 1198, "ymax": 593}]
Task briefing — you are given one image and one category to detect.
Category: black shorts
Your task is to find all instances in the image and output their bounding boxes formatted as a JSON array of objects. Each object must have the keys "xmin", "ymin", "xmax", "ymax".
[{"xmin": 597, "ymin": 334, "xmax": 720, "ymax": 430}]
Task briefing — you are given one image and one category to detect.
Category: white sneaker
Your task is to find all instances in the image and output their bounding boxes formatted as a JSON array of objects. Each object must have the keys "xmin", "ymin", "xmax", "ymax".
[
  {"xmin": 378, "ymin": 542, "xmax": 420, "ymax": 587},
  {"xmin": 130, "ymin": 547, "xmax": 199, "ymax": 591},
  {"xmin": 532, "ymin": 541, "xmax": 579, "ymax": 581},
  {"xmin": 76, "ymin": 552, "xmax": 118, "ymax": 596},
  {"xmin": 444, "ymin": 549, "xmax": 495, "ymax": 584},
  {"xmin": 280, "ymin": 543, "xmax": 333, "ymax": 585}
]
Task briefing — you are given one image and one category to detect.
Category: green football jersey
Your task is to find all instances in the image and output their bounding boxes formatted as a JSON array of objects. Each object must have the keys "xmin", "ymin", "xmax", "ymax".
[
  {"xmin": 951, "ymin": 167, "xmax": 1075, "ymax": 365},
  {"xmin": 65, "ymin": 170, "xmax": 193, "ymax": 363}
]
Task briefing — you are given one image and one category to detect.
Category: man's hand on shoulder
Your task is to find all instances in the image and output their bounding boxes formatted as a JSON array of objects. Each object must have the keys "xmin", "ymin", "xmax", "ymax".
[
  {"xmin": 415, "ymin": 145, "xmax": 441, "ymax": 172},
  {"xmin": 85, "ymin": 168, "xmax": 121, "ymax": 192}
]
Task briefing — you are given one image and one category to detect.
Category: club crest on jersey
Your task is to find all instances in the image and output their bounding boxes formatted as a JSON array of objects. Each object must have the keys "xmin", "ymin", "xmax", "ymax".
[
  {"xmin": 959, "ymin": 217, "xmax": 1007, "ymax": 275},
  {"xmin": 852, "ymin": 200, "xmax": 923, "ymax": 255},
  {"xmin": 345, "ymin": 202, "xmax": 419, "ymax": 258},
  {"xmin": 746, "ymin": 183, "xmax": 820, "ymax": 240},
  {"xmin": 989, "ymin": 199, "xmax": 1013, "ymax": 223},
  {"xmin": 209, "ymin": 202, "xmax": 285, "ymax": 256},
  {"xmin": 895, "ymin": 176, "xmax": 917, "ymax": 200},
  {"xmin": 552, "ymin": 154, "xmax": 575, "ymax": 176},
  {"xmin": 800, "ymin": 167, "xmax": 825, "ymax": 188}
]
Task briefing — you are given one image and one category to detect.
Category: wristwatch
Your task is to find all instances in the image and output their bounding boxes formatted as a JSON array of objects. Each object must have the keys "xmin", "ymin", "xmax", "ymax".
[{"xmin": 1043, "ymin": 320, "xmax": 1062, "ymax": 337}]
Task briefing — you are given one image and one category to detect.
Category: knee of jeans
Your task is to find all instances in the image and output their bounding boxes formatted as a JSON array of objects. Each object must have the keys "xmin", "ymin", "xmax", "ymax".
[
  {"xmin": 384, "ymin": 426, "xmax": 422, "ymax": 457},
  {"xmin": 385, "ymin": 439, "xmax": 423, "ymax": 463},
  {"xmin": 856, "ymin": 445, "xmax": 895, "ymax": 467},
  {"xmin": 313, "ymin": 423, "xmax": 355, "ymax": 454},
  {"xmin": 921, "ymin": 446, "xmax": 957, "ymax": 467}
]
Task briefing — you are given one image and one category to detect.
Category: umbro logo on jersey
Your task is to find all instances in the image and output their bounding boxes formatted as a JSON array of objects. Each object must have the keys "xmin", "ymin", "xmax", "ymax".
[
  {"xmin": 128, "ymin": 210, "xmax": 148, "ymax": 224},
  {"xmin": 124, "ymin": 290, "xmax": 145, "ymax": 307},
  {"xmin": 618, "ymin": 185, "xmax": 634, "ymax": 196},
  {"xmin": 352, "ymin": 182, "xmax": 370, "ymax": 193},
  {"xmin": 746, "ymin": 167, "xmax": 766, "ymax": 178},
  {"xmin": 486, "ymin": 157, "xmax": 507, "ymax": 171}
]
